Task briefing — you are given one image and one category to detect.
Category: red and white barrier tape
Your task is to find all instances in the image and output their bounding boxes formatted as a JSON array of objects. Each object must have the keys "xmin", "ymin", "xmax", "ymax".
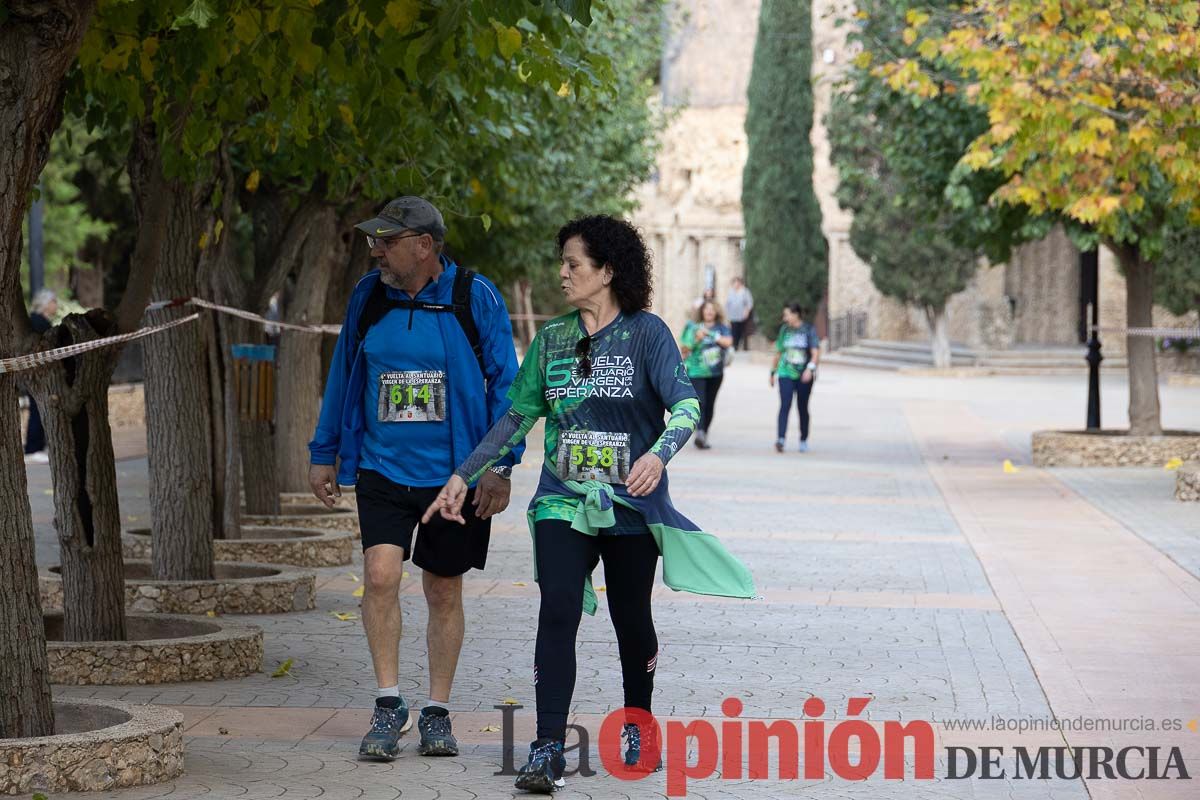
[
  {"xmin": 147, "ymin": 298, "xmax": 341, "ymax": 335},
  {"xmin": 0, "ymin": 313, "xmax": 201, "ymax": 375},
  {"xmin": 1090, "ymin": 325, "xmax": 1200, "ymax": 338},
  {"xmin": 4, "ymin": 293, "xmax": 551, "ymax": 375}
]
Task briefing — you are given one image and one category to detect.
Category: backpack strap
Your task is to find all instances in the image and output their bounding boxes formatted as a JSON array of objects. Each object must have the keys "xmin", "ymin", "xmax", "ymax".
[
  {"xmin": 452, "ymin": 267, "xmax": 485, "ymax": 379},
  {"xmin": 354, "ymin": 269, "xmax": 487, "ymax": 380}
]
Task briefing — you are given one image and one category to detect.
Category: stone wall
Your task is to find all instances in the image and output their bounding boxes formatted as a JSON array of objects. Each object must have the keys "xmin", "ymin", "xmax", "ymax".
[
  {"xmin": 1176, "ymin": 462, "xmax": 1200, "ymax": 502},
  {"xmin": 0, "ymin": 700, "xmax": 183, "ymax": 795},
  {"xmin": 1032, "ymin": 431, "xmax": 1200, "ymax": 467},
  {"xmin": 47, "ymin": 615, "xmax": 263, "ymax": 685},
  {"xmin": 40, "ymin": 563, "xmax": 316, "ymax": 615}
]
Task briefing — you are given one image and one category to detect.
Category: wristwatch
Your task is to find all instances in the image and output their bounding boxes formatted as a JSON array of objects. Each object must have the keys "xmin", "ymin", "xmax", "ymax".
[
  {"xmin": 488, "ymin": 465, "xmax": 512, "ymax": 480},
  {"xmin": 806, "ymin": 362, "xmax": 818, "ymax": 372}
]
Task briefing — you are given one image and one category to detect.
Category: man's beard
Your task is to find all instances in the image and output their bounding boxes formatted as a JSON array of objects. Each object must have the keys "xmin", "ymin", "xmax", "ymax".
[{"xmin": 376, "ymin": 258, "xmax": 411, "ymax": 288}]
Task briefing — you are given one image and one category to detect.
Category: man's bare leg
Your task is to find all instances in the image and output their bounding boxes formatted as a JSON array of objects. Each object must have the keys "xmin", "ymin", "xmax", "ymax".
[
  {"xmin": 363, "ymin": 544, "xmax": 405, "ymax": 689},
  {"xmin": 423, "ymin": 571, "xmax": 464, "ymax": 704}
]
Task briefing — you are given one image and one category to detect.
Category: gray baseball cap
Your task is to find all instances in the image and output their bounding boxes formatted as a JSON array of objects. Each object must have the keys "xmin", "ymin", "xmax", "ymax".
[{"xmin": 355, "ymin": 196, "xmax": 446, "ymax": 240}]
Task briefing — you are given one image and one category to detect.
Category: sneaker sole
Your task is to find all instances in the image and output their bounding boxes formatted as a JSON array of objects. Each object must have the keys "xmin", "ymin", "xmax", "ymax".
[
  {"xmin": 514, "ymin": 773, "xmax": 564, "ymax": 793},
  {"xmin": 358, "ymin": 744, "xmax": 400, "ymax": 761},
  {"xmin": 357, "ymin": 714, "xmax": 413, "ymax": 760},
  {"xmin": 418, "ymin": 740, "xmax": 459, "ymax": 757}
]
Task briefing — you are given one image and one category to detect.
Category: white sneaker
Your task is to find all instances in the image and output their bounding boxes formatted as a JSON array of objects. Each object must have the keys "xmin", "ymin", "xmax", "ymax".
[{"xmin": 24, "ymin": 451, "xmax": 49, "ymax": 464}]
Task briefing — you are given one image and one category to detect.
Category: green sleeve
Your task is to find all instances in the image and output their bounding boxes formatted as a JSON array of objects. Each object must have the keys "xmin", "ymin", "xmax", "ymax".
[
  {"xmin": 649, "ymin": 397, "xmax": 701, "ymax": 465},
  {"xmin": 507, "ymin": 333, "xmax": 549, "ymax": 418}
]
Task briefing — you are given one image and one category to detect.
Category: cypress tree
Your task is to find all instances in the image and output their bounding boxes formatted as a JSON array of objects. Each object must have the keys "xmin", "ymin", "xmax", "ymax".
[{"xmin": 742, "ymin": 0, "xmax": 827, "ymax": 334}]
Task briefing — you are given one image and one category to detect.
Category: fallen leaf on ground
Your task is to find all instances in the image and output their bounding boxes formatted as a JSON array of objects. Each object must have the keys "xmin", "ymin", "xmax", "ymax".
[
  {"xmin": 205, "ymin": 611, "xmax": 217, "ymax": 617},
  {"xmin": 480, "ymin": 725, "xmax": 501, "ymax": 732},
  {"xmin": 1164, "ymin": 458, "xmax": 1184, "ymax": 470},
  {"xmin": 512, "ymin": 581, "xmax": 527, "ymax": 587},
  {"xmin": 352, "ymin": 586, "xmax": 365, "ymax": 598},
  {"xmin": 1002, "ymin": 459, "xmax": 1019, "ymax": 474},
  {"xmin": 348, "ymin": 573, "xmax": 360, "ymax": 582},
  {"xmin": 218, "ymin": 727, "xmax": 230, "ymax": 735},
  {"xmin": 332, "ymin": 612, "xmax": 357, "ymax": 621},
  {"xmin": 500, "ymin": 697, "xmax": 520, "ymax": 705},
  {"xmin": 595, "ymin": 585, "xmax": 606, "ymax": 592},
  {"xmin": 402, "ymin": 571, "xmax": 409, "ymax": 578},
  {"xmin": 271, "ymin": 658, "xmax": 294, "ymax": 678}
]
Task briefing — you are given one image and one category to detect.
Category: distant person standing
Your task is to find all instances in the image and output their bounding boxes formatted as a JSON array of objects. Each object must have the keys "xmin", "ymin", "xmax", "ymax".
[
  {"xmin": 725, "ymin": 276, "xmax": 754, "ymax": 351},
  {"xmin": 769, "ymin": 303, "xmax": 820, "ymax": 453},
  {"xmin": 23, "ymin": 289, "xmax": 57, "ymax": 464},
  {"xmin": 680, "ymin": 301, "xmax": 733, "ymax": 449}
]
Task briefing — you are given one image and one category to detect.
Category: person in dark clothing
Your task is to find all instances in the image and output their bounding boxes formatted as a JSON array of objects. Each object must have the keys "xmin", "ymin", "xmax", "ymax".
[{"xmin": 24, "ymin": 289, "xmax": 57, "ymax": 463}]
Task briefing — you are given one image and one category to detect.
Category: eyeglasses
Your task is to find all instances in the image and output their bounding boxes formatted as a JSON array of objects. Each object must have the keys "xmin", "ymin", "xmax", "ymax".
[
  {"xmin": 575, "ymin": 336, "xmax": 593, "ymax": 379},
  {"xmin": 366, "ymin": 232, "xmax": 423, "ymax": 249}
]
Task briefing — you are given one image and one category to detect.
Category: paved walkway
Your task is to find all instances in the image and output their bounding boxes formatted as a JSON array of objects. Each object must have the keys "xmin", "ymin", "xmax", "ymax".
[{"xmin": 25, "ymin": 362, "xmax": 1200, "ymax": 799}]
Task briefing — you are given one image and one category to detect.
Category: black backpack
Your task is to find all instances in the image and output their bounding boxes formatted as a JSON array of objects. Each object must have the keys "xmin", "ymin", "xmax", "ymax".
[{"xmin": 355, "ymin": 267, "xmax": 485, "ymax": 378}]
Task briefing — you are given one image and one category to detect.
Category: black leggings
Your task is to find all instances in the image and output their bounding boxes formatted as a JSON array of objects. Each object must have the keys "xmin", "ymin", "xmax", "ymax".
[
  {"xmin": 691, "ymin": 375, "xmax": 724, "ymax": 433},
  {"xmin": 533, "ymin": 520, "xmax": 660, "ymax": 741}
]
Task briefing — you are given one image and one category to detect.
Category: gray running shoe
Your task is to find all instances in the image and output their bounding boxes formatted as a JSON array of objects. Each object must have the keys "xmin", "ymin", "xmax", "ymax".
[
  {"xmin": 358, "ymin": 697, "xmax": 412, "ymax": 760},
  {"xmin": 417, "ymin": 706, "xmax": 459, "ymax": 756}
]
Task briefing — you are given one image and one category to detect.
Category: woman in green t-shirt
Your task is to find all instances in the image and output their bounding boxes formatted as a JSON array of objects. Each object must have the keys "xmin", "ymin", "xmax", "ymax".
[
  {"xmin": 769, "ymin": 303, "xmax": 821, "ymax": 452},
  {"xmin": 679, "ymin": 300, "xmax": 733, "ymax": 449}
]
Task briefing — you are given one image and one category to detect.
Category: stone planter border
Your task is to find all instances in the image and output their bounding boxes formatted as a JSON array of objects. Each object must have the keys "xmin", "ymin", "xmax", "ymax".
[
  {"xmin": 242, "ymin": 503, "xmax": 359, "ymax": 536},
  {"xmin": 1032, "ymin": 429, "xmax": 1200, "ymax": 467},
  {"xmin": 1177, "ymin": 461, "xmax": 1200, "ymax": 502},
  {"xmin": 40, "ymin": 560, "xmax": 316, "ymax": 615},
  {"xmin": 46, "ymin": 613, "xmax": 263, "ymax": 686},
  {"xmin": 280, "ymin": 489, "xmax": 357, "ymax": 509},
  {"xmin": 0, "ymin": 699, "xmax": 183, "ymax": 795},
  {"xmin": 122, "ymin": 526, "xmax": 354, "ymax": 567}
]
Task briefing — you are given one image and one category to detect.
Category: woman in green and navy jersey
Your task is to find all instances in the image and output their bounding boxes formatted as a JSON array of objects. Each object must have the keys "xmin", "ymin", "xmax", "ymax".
[
  {"xmin": 679, "ymin": 300, "xmax": 733, "ymax": 449},
  {"xmin": 422, "ymin": 215, "xmax": 754, "ymax": 794}
]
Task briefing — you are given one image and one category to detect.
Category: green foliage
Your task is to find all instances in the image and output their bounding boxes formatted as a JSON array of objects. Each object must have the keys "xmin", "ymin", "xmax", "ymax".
[
  {"xmin": 450, "ymin": 0, "xmax": 665, "ymax": 297},
  {"xmin": 1156, "ymin": 226, "xmax": 1200, "ymax": 318},
  {"xmin": 742, "ymin": 0, "xmax": 827, "ymax": 332},
  {"xmin": 20, "ymin": 119, "xmax": 116, "ymax": 301},
  {"xmin": 827, "ymin": 0, "xmax": 1047, "ymax": 314}
]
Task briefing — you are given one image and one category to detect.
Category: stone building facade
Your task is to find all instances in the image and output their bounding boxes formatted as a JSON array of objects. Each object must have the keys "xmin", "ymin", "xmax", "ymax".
[{"xmin": 633, "ymin": 0, "xmax": 1198, "ymax": 353}]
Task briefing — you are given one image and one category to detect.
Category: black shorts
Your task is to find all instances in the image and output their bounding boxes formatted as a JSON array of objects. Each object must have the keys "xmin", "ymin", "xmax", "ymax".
[{"xmin": 355, "ymin": 469, "xmax": 492, "ymax": 577}]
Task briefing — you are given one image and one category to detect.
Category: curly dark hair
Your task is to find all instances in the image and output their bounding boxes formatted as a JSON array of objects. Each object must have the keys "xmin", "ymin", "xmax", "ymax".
[{"xmin": 556, "ymin": 215, "xmax": 653, "ymax": 313}]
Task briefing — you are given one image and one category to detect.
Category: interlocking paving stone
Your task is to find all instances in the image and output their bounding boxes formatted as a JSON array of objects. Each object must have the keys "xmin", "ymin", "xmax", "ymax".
[{"xmin": 41, "ymin": 364, "xmax": 1200, "ymax": 798}]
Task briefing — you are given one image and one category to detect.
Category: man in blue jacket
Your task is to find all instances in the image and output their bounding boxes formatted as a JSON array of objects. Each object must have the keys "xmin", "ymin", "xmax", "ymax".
[{"xmin": 308, "ymin": 196, "xmax": 524, "ymax": 761}]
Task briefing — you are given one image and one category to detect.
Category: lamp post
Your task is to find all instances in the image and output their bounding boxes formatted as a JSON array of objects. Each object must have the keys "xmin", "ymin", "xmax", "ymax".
[{"xmin": 1080, "ymin": 249, "xmax": 1101, "ymax": 430}]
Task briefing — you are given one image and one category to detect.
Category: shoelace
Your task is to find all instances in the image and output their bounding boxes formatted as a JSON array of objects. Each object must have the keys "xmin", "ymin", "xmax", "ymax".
[
  {"xmin": 622, "ymin": 723, "xmax": 641, "ymax": 754},
  {"xmin": 530, "ymin": 740, "xmax": 560, "ymax": 765},
  {"xmin": 370, "ymin": 707, "xmax": 403, "ymax": 735},
  {"xmin": 424, "ymin": 714, "xmax": 452, "ymax": 738}
]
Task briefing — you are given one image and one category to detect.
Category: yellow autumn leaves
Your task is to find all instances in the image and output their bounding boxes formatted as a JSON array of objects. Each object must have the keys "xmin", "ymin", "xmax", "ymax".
[{"xmin": 870, "ymin": 0, "xmax": 1200, "ymax": 232}]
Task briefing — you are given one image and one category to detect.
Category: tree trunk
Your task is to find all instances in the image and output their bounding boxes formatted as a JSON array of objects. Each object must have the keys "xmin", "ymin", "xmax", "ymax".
[
  {"xmin": 0, "ymin": 0, "xmax": 98, "ymax": 739},
  {"xmin": 22, "ymin": 316, "xmax": 128, "ymax": 643},
  {"xmin": 925, "ymin": 305, "xmax": 951, "ymax": 369},
  {"xmin": 1117, "ymin": 246, "xmax": 1163, "ymax": 435},
  {"xmin": 275, "ymin": 204, "xmax": 343, "ymax": 493},
  {"xmin": 133, "ymin": 127, "xmax": 217, "ymax": 581},
  {"xmin": 0, "ymin": 376, "xmax": 56, "ymax": 739}
]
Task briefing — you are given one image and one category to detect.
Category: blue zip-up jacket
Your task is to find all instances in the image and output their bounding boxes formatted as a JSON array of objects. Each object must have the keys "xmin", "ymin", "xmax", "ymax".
[{"xmin": 308, "ymin": 256, "xmax": 524, "ymax": 486}]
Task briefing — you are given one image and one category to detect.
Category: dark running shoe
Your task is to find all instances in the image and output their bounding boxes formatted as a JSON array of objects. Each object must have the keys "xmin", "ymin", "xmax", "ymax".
[
  {"xmin": 358, "ymin": 696, "xmax": 412, "ymax": 760},
  {"xmin": 774, "ymin": 439, "xmax": 785, "ymax": 453},
  {"xmin": 417, "ymin": 706, "xmax": 459, "ymax": 756},
  {"xmin": 514, "ymin": 737, "xmax": 566, "ymax": 793},
  {"xmin": 622, "ymin": 722, "xmax": 663, "ymax": 772}
]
